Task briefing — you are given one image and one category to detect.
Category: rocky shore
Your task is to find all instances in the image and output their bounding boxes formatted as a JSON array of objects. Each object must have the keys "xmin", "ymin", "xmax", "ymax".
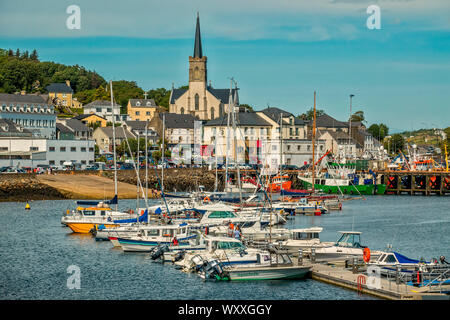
[{"xmin": 0, "ymin": 174, "xmax": 68, "ymax": 202}]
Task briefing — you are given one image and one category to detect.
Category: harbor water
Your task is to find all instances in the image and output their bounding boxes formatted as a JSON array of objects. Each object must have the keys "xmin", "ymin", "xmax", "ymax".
[{"xmin": 0, "ymin": 196, "xmax": 448, "ymax": 300}]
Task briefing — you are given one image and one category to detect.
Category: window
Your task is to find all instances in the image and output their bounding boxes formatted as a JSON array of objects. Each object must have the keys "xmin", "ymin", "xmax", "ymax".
[
  {"xmin": 297, "ymin": 145, "xmax": 301, "ymax": 151},
  {"xmin": 89, "ymin": 147, "xmax": 94, "ymax": 152},
  {"xmin": 0, "ymin": 147, "xmax": 8, "ymax": 151},
  {"xmin": 296, "ymin": 128, "xmax": 299, "ymax": 136},
  {"xmin": 272, "ymin": 145, "xmax": 277, "ymax": 151},
  {"xmin": 49, "ymin": 160, "xmax": 55, "ymax": 165},
  {"xmin": 81, "ymin": 160, "xmax": 86, "ymax": 164},
  {"xmin": 60, "ymin": 147, "xmax": 66, "ymax": 152},
  {"xmin": 146, "ymin": 111, "xmax": 151, "ymax": 116},
  {"xmin": 81, "ymin": 147, "xmax": 86, "ymax": 152},
  {"xmin": 96, "ymin": 108, "xmax": 102, "ymax": 112},
  {"xmin": 208, "ymin": 211, "xmax": 236, "ymax": 219},
  {"xmin": 49, "ymin": 147, "xmax": 55, "ymax": 152},
  {"xmin": 307, "ymin": 145, "xmax": 311, "ymax": 151},
  {"xmin": 290, "ymin": 128, "xmax": 293, "ymax": 136},
  {"xmin": 135, "ymin": 111, "xmax": 140, "ymax": 116},
  {"xmin": 71, "ymin": 147, "xmax": 76, "ymax": 152},
  {"xmin": 180, "ymin": 108, "xmax": 184, "ymax": 114},
  {"xmin": 195, "ymin": 94, "xmax": 199, "ymax": 111},
  {"xmin": 30, "ymin": 147, "xmax": 38, "ymax": 151},
  {"xmin": 210, "ymin": 107, "xmax": 214, "ymax": 119},
  {"xmin": 287, "ymin": 145, "xmax": 290, "ymax": 151}
]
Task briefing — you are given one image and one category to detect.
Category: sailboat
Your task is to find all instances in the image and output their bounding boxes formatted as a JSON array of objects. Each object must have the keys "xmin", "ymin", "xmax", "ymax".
[{"xmin": 63, "ymin": 81, "xmax": 135, "ymax": 234}]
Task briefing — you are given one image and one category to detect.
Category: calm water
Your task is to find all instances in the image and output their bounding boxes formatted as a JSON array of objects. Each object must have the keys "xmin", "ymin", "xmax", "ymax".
[{"xmin": 0, "ymin": 196, "xmax": 449, "ymax": 300}]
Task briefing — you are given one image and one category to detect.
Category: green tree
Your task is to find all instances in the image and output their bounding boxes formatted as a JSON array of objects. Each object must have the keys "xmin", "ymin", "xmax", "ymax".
[
  {"xmin": 147, "ymin": 88, "xmax": 170, "ymax": 110},
  {"xmin": 384, "ymin": 133, "xmax": 405, "ymax": 154},
  {"xmin": 349, "ymin": 110, "xmax": 366, "ymax": 124},
  {"xmin": 239, "ymin": 103, "xmax": 254, "ymax": 112},
  {"xmin": 368, "ymin": 123, "xmax": 389, "ymax": 141},
  {"xmin": 299, "ymin": 108, "xmax": 325, "ymax": 121}
]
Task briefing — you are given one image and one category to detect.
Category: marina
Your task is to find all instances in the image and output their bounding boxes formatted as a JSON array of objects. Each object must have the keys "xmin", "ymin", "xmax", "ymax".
[{"xmin": 1, "ymin": 195, "xmax": 448, "ymax": 300}]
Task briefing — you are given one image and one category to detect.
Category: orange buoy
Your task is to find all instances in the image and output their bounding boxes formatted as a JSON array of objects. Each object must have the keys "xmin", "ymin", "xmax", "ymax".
[
  {"xmin": 363, "ymin": 247, "xmax": 371, "ymax": 263},
  {"xmin": 203, "ymin": 196, "xmax": 210, "ymax": 202},
  {"xmin": 314, "ymin": 209, "xmax": 321, "ymax": 216}
]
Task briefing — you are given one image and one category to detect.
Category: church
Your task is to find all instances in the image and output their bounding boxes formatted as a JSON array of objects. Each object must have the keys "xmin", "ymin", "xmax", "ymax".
[{"xmin": 169, "ymin": 14, "xmax": 239, "ymax": 121}]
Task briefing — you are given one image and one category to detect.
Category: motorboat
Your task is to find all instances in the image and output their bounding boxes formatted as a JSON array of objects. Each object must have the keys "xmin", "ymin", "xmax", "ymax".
[
  {"xmin": 111, "ymin": 223, "xmax": 196, "ymax": 252},
  {"xmin": 312, "ymin": 231, "xmax": 382, "ymax": 261},
  {"xmin": 276, "ymin": 227, "xmax": 335, "ymax": 255},
  {"xmin": 62, "ymin": 201, "xmax": 136, "ymax": 234}
]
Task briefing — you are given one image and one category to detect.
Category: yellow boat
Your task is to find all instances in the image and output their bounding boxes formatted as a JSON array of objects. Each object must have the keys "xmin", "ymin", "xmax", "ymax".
[{"xmin": 63, "ymin": 204, "xmax": 136, "ymax": 234}]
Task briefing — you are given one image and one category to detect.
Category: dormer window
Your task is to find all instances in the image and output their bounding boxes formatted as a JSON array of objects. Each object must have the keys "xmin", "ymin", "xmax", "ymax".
[
  {"xmin": 146, "ymin": 101, "xmax": 151, "ymax": 106},
  {"xmin": 136, "ymin": 101, "xmax": 141, "ymax": 106}
]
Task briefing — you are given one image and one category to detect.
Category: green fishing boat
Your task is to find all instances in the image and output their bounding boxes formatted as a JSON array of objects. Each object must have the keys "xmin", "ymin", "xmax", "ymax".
[{"xmin": 298, "ymin": 177, "xmax": 386, "ymax": 195}]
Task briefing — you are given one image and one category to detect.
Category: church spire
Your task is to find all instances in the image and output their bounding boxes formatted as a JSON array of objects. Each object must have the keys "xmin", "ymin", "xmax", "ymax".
[{"xmin": 193, "ymin": 12, "xmax": 203, "ymax": 58}]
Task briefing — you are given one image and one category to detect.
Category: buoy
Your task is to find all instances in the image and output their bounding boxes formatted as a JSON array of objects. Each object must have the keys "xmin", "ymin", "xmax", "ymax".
[
  {"xmin": 25, "ymin": 203, "xmax": 30, "ymax": 210},
  {"xmin": 314, "ymin": 209, "xmax": 321, "ymax": 216}
]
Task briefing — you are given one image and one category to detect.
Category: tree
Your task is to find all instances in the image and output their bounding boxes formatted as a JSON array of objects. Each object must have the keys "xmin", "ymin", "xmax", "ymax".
[
  {"xmin": 239, "ymin": 103, "xmax": 254, "ymax": 112},
  {"xmin": 349, "ymin": 110, "xmax": 366, "ymax": 124},
  {"xmin": 368, "ymin": 123, "xmax": 389, "ymax": 141},
  {"xmin": 147, "ymin": 88, "xmax": 170, "ymax": 110},
  {"xmin": 299, "ymin": 108, "xmax": 325, "ymax": 121},
  {"xmin": 30, "ymin": 49, "xmax": 38, "ymax": 61},
  {"xmin": 384, "ymin": 133, "xmax": 404, "ymax": 154}
]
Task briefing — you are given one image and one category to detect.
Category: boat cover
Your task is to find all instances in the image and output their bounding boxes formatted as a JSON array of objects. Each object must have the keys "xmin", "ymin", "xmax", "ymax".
[
  {"xmin": 113, "ymin": 209, "xmax": 148, "ymax": 223},
  {"xmin": 76, "ymin": 195, "xmax": 118, "ymax": 206},
  {"xmin": 394, "ymin": 252, "xmax": 420, "ymax": 264}
]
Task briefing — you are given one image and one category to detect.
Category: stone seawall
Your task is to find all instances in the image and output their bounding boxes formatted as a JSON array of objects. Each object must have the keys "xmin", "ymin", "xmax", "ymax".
[{"xmin": 0, "ymin": 174, "xmax": 68, "ymax": 202}]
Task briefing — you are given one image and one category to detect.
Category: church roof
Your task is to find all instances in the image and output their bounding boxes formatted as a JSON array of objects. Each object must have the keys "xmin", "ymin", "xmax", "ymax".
[
  {"xmin": 170, "ymin": 88, "xmax": 188, "ymax": 104},
  {"xmin": 205, "ymin": 112, "xmax": 271, "ymax": 127},
  {"xmin": 194, "ymin": 13, "xmax": 203, "ymax": 58},
  {"xmin": 207, "ymin": 88, "xmax": 239, "ymax": 104}
]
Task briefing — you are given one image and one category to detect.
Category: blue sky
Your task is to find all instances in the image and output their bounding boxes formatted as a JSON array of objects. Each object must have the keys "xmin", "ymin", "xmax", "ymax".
[{"xmin": 1, "ymin": 0, "xmax": 449, "ymax": 132}]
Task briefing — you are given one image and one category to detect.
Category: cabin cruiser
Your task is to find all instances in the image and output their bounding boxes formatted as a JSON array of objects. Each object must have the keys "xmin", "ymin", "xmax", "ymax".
[
  {"xmin": 61, "ymin": 201, "xmax": 136, "ymax": 234},
  {"xmin": 175, "ymin": 236, "xmax": 270, "ymax": 272},
  {"xmin": 207, "ymin": 220, "xmax": 291, "ymax": 242},
  {"xmin": 111, "ymin": 223, "xmax": 196, "ymax": 252},
  {"xmin": 312, "ymin": 231, "xmax": 382, "ymax": 261},
  {"xmin": 276, "ymin": 227, "xmax": 335, "ymax": 255}
]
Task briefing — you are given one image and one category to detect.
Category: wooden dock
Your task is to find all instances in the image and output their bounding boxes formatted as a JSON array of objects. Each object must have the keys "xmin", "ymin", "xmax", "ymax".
[
  {"xmin": 376, "ymin": 171, "xmax": 450, "ymax": 196},
  {"xmin": 306, "ymin": 262, "xmax": 449, "ymax": 300}
]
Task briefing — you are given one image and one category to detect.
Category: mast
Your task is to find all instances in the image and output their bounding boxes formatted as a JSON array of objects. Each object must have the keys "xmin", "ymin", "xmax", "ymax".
[
  {"xmin": 110, "ymin": 80, "xmax": 118, "ymax": 212},
  {"xmin": 161, "ymin": 113, "xmax": 165, "ymax": 194},
  {"xmin": 145, "ymin": 120, "xmax": 149, "ymax": 223},
  {"xmin": 231, "ymin": 80, "xmax": 242, "ymax": 202},
  {"xmin": 312, "ymin": 91, "xmax": 316, "ymax": 194},
  {"xmin": 224, "ymin": 80, "xmax": 232, "ymax": 192},
  {"xmin": 136, "ymin": 132, "xmax": 140, "ymax": 213},
  {"xmin": 279, "ymin": 112, "xmax": 283, "ymax": 193},
  {"xmin": 348, "ymin": 94, "xmax": 354, "ymax": 161}
]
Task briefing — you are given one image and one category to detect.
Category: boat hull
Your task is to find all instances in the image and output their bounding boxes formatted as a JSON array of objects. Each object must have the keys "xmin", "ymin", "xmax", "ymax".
[
  {"xmin": 226, "ymin": 266, "xmax": 311, "ymax": 281},
  {"xmin": 66, "ymin": 222, "xmax": 118, "ymax": 234},
  {"xmin": 301, "ymin": 181, "xmax": 386, "ymax": 195}
]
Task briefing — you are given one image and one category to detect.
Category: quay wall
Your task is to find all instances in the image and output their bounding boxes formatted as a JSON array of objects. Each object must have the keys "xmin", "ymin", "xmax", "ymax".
[{"xmin": 0, "ymin": 174, "xmax": 68, "ymax": 202}]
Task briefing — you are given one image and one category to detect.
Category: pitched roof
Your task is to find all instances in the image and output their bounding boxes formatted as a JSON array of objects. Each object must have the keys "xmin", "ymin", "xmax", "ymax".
[
  {"xmin": 320, "ymin": 130, "xmax": 357, "ymax": 145},
  {"xmin": 205, "ymin": 112, "xmax": 271, "ymax": 127},
  {"xmin": 56, "ymin": 123, "xmax": 74, "ymax": 134},
  {"xmin": 158, "ymin": 113, "xmax": 196, "ymax": 129},
  {"xmin": 170, "ymin": 88, "xmax": 188, "ymax": 104},
  {"xmin": 45, "ymin": 83, "xmax": 73, "ymax": 94},
  {"xmin": 95, "ymin": 126, "xmax": 136, "ymax": 139},
  {"xmin": 207, "ymin": 88, "xmax": 238, "ymax": 104},
  {"xmin": 128, "ymin": 99, "xmax": 157, "ymax": 108},
  {"xmin": 0, "ymin": 93, "xmax": 48, "ymax": 105},
  {"xmin": 315, "ymin": 113, "xmax": 348, "ymax": 128},
  {"xmin": 260, "ymin": 107, "xmax": 294, "ymax": 120},
  {"xmin": 125, "ymin": 120, "xmax": 149, "ymax": 131},
  {"xmin": 0, "ymin": 118, "xmax": 32, "ymax": 135},
  {"xmin": 73, "ymin": 114, "xmax": 107, "ymax": 121},
  {"xmin": 84, "ymin": 100, "xmax": 120, "ymax": 108},
  {"xmin": 63, "ymin": 119, "xmax": 90, "ymax": 132}
]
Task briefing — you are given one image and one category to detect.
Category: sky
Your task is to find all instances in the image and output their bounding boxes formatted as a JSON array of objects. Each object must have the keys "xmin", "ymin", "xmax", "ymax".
[{"xmin": 1, "ymin": 0, "xmax": 449, "ymax": 132}]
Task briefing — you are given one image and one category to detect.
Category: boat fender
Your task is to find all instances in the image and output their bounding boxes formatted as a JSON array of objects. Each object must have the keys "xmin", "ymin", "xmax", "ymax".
[
  {"xmin": 203, "ymin": 196, "xmax": 210, "ymax": 202},
  {"xmin": 363, "ymin": 248, "xmax": 371, "ymax": 263}
]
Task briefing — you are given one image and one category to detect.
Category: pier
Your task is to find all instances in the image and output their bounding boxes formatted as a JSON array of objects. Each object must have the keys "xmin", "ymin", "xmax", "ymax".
[
  {"xmin": 376, "ymin": 171, "xmax": 450, "ymax": 196},
  {"xmin": 302, "ymin": 259, "xmax": 450, "ymax": 300}
]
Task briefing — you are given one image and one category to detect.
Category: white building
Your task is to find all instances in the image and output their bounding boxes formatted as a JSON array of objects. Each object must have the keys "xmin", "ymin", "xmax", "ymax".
[
  {"xmin": 0, "ymin": 138, "xmax": 95, "ymax": 168},
  {"xmin": 83, "ymin": 100, "xmax": 129, "ymax": 123}
]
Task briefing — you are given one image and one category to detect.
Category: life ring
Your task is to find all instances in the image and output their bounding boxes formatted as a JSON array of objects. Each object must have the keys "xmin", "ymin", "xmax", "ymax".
[
  {"xmin": 203, "ymin": 196, "xmax": 210, "ymax": 202},
  {"xmin": 363, "ymin": 247, "xmax": 371, "ymax": 263}
]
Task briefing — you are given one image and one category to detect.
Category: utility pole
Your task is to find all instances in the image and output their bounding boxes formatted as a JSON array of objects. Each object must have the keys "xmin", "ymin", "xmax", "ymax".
[
  {"xmin": 349, "ymin": 94, "xmax": 354, "ymax": 160},
  {"xmin": 312, "ymin": 91, "xmax": 316, "ymax": 194}
]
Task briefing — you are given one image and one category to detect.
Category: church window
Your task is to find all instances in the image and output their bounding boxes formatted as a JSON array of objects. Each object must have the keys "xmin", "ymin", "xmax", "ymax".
[
  {"xmin": 194, "ymin": 67, "xmax": 200, "ymax": 80},
  {"xmin": 219, "ymin": 104, "xmax": 223, "ymax": 116},
  {"xmin": 210, "ymin": 107, "xmax": 215, "ymax": 119},
  {"xmin": 195, "ymin": 94, "xmax": 200, "ymax": 111},
  {"xmin": 180, "ymin": 107, "xmax": 184, "ymax": 114}
]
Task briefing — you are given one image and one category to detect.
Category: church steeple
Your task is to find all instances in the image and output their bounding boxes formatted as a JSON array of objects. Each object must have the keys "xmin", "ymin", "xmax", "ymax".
[{"xmin": 193, "ymin": 12, "xmax": 203, "ymax": 58}]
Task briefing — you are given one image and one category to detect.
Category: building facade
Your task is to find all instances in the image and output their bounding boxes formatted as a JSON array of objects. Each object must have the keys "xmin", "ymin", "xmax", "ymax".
[
  {"xmin": 0, "ymin": 93, "xmax": 56, "ymax": 139},
  {"xmin": 83, "ymin": 100, "xmax": 129, "ymax": 123},
  {"xmin": 127, "ymin": 99, "xmax": 161, "ymax": 121}
]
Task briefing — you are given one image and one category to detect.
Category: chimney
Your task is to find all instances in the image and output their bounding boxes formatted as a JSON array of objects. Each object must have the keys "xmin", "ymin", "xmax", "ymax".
[{"xmin": 65, "ymin": 80, "xmax": 71, "ymax": 88}]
